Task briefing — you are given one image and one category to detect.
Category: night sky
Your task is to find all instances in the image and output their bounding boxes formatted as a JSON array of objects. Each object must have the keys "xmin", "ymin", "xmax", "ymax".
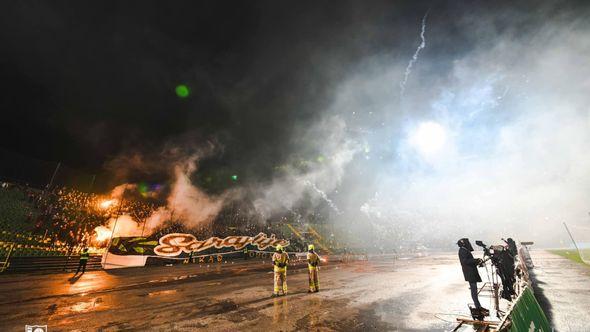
[
  {"xmin": 0, "ymin": 1, "xmax": 430, "ymax": 179},
  {"xmin": 0, "ymin": 1, "xmax": 566, "ymax": 174}
]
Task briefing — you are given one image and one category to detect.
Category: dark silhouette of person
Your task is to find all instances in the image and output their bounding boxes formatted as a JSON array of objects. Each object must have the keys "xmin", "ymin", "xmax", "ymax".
[
  {"xmin": 457, "ymin": 238, "xmax": 487, "ymax": 312},
  {"xmin": 505, "ymin": 238, "xmax": 518, "ymax": 257}
]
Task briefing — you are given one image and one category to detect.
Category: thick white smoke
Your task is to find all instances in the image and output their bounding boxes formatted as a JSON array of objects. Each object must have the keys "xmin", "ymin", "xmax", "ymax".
[
  {"xmin": 95, "ymin": 157, "xmax": 226, "ymax": 239},
  {"xmin": 164, "ymin": 159, "xmax": 225, "ymax": 228},
  {"xmin": 251, "ymin": 6, "xmax": 590, "ymax": 248},
  {"xmin": 354, "ymin": 13, "xmax": 590, "ymax": 247},
  {"xmin": 253, "ymin": 116, "xmax": 359, "ymax": 218}
]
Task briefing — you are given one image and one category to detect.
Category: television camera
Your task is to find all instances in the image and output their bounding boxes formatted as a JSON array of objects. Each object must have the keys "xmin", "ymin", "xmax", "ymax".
[{"xmin": 475, "ymin": 240, "xmax": 516, "ymax": 304}]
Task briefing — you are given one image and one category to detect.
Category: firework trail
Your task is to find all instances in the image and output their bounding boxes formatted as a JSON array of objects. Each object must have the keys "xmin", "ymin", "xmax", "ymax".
[
  {"xmin": 303, "ymin": 180, "xmax": 341, "ymax": 214},
  {"xmin": 399, "ymin": 10, "xmax": 429, "ymax": 97}
]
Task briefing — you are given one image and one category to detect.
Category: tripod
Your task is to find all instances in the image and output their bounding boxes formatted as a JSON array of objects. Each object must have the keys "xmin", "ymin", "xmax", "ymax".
[{"xmin": 480, "ymin": 256, "xmax": 505, "ymax": 319}]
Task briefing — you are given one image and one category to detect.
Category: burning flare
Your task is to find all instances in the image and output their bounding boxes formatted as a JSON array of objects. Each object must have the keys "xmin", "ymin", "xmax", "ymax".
[
  {"xmin": 94, "ymin": 226, "xmax": 112, "ymax": 242},
  {"xmin": 99, "ymin": 199, "xmax": 117, "ymax": 209}
]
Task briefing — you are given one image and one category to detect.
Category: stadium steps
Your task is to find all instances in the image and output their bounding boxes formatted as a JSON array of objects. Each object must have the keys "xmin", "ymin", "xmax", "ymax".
[
  {"xmin": 0, "ymin": 255, "xmax": 102, "ymax": 274},
  {"xmin": 285, "ymin": 223, "xmax": 333, "ymax": 254},
  {"xmin": 305, "ymin": 225, "xmax": 332, "ymax": 254}
]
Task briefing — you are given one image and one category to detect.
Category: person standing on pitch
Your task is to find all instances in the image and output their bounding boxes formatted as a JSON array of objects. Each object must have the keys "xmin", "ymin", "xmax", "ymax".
[
  {"xmin": 457, "ymin": 238, "xmax": 488, "ymax": 314},
  {"xmin": 307, "ymin": 244, "xmax": 320, "ymax": 293},
  {"xmin": 243, "ymin": 246, "xmax": 249, "ymax": 260},
  {"xmin": 271, "ymin": 244, "xmax": 289, "ymax": 297},
  {"xmin": 75, "ymin": 247, "xmax": 90, "ymax": 275}
]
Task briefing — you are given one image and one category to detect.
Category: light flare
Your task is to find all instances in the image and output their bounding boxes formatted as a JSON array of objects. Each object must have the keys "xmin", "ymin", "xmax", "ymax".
[
  {"xmin": 99, "ymin": 199, "xmax": 117, "ymax": 209},
  {"xmin": 94, "ymin": 226, "xmax": 112, "ymax": 242}
]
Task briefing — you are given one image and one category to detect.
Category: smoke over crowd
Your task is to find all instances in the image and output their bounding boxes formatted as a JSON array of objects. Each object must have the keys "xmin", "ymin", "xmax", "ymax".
[{"xmin": 2, "ymin": 1, "xmax": 590, "ymax": 248}]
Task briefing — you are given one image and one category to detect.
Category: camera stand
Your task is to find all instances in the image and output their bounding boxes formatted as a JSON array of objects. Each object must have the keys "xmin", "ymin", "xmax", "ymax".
[{"xmin": 482, "ymin": 260, "xmax": 505, "ymax": 319}]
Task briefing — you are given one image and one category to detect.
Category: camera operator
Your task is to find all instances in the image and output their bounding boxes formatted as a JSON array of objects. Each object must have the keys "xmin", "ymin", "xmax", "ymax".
[
  {"xmin": 504, "ymin": 237, "xmax": 518, "ymax": 258},
  {"xmin": 457, "ymin": 238, "xmax": 487, "ymax": 313}
]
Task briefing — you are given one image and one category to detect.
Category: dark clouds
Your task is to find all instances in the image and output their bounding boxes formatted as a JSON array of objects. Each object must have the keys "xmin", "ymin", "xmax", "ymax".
[{"xmin": 0, "ymin": 1, "xmax": 433, "ymax": 180}]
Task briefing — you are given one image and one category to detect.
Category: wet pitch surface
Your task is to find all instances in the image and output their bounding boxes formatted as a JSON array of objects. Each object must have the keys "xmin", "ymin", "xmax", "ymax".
[
  {"xmin": 0, "ymin": 251, "xmax": 587, "ymax": 331},
  {"xmin": 529, "ymin": 250, "xmax": 590, "ymax": 332}
]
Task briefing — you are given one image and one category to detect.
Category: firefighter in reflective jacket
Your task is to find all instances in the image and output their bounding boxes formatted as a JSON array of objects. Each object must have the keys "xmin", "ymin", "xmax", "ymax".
[
  {"xmin": 243, "ymin": 246, "xmax": 249, "ymax": 260},
  {"xmin": 271, "ymin": 244, "xmax": 289, "ymax": 297},
  {"xmin": 307, "ymin": 244, "xmax": 320, "ymax": 293}
]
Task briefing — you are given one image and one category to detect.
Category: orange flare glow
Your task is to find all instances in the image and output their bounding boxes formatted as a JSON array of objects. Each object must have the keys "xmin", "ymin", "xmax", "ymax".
[
  {"xmin": 99, "ymin": 199, "xmax": 117, "ymax": 209},
  {"xmin": 94, "ymin": 226, "xmax": 112, "ymax": 242}
]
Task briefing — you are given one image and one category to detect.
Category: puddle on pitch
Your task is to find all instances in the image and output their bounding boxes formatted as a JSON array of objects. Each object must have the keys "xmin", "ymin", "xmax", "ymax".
[
  {"xmin": 68, "ymin": 297, "xmax": 103, "ymax": 313},
  {"xmin": 148, "ymin": 289, "xmax": 178, "ymax": 296}
]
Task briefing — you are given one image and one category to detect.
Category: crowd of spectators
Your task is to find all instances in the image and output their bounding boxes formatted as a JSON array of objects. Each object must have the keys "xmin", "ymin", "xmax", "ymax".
[
  {"xmin": 1, "ymin": 181, "xmax": 322, "ymax": 255},
  {"xmin": 1, "ymin": 182, "xmax": 156, "ymax": 251}
]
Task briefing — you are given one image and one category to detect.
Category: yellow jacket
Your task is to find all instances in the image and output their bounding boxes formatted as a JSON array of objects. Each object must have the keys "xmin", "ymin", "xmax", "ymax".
[
  {"xmin": 272, "ymin": 252, "xmax": 289, "ymax": 272},
  {"xmin": 307, "ymin": 252, "xmax": 320, "ymax": 269}
]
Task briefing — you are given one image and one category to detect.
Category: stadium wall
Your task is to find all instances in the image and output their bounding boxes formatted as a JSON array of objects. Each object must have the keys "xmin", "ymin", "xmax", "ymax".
[{"xmin": 497, "ymin": 245, "xmax": 551, "ymax": 331}]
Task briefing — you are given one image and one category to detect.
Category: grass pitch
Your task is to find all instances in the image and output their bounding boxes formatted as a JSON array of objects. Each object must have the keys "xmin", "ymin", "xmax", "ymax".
[{"xmin": 549, "ymin": 249, "xmax": 590, "ymax": 266}]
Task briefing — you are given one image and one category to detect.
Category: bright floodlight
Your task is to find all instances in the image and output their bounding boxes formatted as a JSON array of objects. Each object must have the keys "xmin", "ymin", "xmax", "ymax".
[{"xmin": 410, "ymin": 121, "xmax": 447, "ymax": 156}]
